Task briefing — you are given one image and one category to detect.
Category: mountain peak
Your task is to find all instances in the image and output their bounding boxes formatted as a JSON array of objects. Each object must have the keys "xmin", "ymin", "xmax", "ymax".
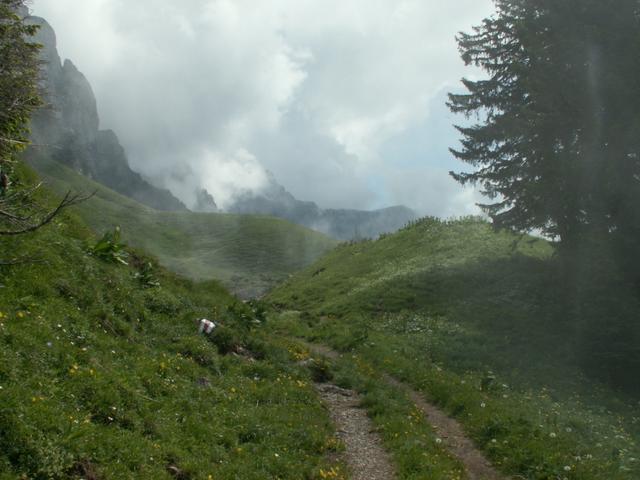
[{"xmin": 26, "ymin": 14, "xmax": 187, "ymax": 212}]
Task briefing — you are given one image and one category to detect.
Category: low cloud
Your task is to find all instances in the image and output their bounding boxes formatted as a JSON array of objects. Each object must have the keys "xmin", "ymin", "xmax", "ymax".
[
  {"xmin": 386, "ymin": 166, "xmax": 483, "ymax": 218},
  {"xmin": 31, "ymin": 0, "xmax": 494, "ymax": 215}
]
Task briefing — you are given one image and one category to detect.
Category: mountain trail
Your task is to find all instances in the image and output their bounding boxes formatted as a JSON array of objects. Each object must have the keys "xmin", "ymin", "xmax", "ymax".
[
  {"xmin": 315, "ymin": 383, "xmax": 396, "ymax": 480},
  {"xmin": 302, "ymin": 341, "xmax": 506, "ymax": 480},
  {"xmin": 384, "ymin": 375, "xmax": 504, "ymax": 480}
]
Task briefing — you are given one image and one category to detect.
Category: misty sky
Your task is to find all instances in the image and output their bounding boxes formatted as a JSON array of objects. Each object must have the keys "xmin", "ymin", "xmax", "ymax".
[{"xmin": 30, "ymin": 0, "xmax": 494, "ymax": 215}]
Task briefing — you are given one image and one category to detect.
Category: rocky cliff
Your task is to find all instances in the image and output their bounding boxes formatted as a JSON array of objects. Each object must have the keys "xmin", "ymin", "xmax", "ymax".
[
  {"xmin": 25, "ymin": 15, "xmax": 186, "ymax": 211},
  {"xmin": 193, "ymin": 189, "xmax": 219, "ymax": 213}
]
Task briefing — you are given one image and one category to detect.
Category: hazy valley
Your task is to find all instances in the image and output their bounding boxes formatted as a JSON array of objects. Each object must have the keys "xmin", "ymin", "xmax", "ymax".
[{"xmin": 1, "ymin": 2, "xmax": 639, "ymax": 480}]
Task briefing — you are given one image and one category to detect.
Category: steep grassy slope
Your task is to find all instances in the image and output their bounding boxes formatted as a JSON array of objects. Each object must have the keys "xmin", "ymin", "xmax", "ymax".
[
  {"xmin": 0, "ymin": 167, "xmax": 344, "ymax": 479},
  {"xmin": 26, "ymin": 153, "xmax": 337, "ymax": 298},
  {"xmin": 267, "ymin": 217, "xmax": 640, "ymax": 480}
]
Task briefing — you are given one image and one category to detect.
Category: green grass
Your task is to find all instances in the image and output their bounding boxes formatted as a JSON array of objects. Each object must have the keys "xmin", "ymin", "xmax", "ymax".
[
  {"xmin": 267, "ymin": 217, "xmax": 640, "ymax": 480},
  {"xmin": 269, "ymin": 333, "xmax": 467, "ymax": 480},
  {"xmin": 26, "ymin": 153, "xmax": 337, "ymax": 298},
  {"xmin": 7, "ymin": 162, "xmax": 639, "ymax": 479},
  {"xmin": 0, "ymin": 166, "xmax": 344, "ymax": 479}
]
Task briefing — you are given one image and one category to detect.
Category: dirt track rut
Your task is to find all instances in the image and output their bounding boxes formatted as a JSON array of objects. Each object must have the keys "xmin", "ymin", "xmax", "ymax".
[{"xmin": 304, "ymin": 341, "xmax": 506, "ymax": 480}]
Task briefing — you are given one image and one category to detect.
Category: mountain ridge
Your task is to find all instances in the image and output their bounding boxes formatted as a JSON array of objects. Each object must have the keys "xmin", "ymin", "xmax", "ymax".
[{"xmin": 228, "ymin": 173, "xmax": 417, "ymax": 240}]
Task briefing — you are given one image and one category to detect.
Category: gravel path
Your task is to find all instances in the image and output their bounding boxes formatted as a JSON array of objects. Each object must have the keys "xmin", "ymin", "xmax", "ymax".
[
  {"xmin": 315, "ymin": 383, "xmax": 396, "ymax": 480},
  {"xmin": 385, "ymin": 376, "xmax": 504, "ymax": 480},
  {"xmin": 301, "ymin": 340, "xmax": 506, "ymax": 480}
]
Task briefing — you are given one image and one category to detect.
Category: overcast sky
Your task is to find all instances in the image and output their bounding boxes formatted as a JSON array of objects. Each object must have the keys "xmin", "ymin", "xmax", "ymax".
[{"xmin": 30, "ymin": 0, "xmax": 494, "ymax": 215}]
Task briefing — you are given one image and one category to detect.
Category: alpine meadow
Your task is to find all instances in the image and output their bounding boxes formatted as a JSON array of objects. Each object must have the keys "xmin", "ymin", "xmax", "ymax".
[{"xmin": 1, "ymin": 1, "xmax": 638, "ymax": 479}]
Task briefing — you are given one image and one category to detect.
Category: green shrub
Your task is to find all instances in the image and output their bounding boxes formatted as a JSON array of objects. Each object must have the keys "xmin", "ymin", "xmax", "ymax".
[
  {"xmin": 208, "ymin": 325, "xmax": 242, "ymax": 355},
  {"xmin": 171, "ymin": 337, "xmax": 220, "ymax": 369},
  {"xmin": 307, "ymin": 358, "xmax": 333, "ymax": 383},
  {"xmin": 134, "ymin": 262, "xmax": 160, "ymax": 288},
  {"xmin": 143, "ymin": 290, "xmax": 181, "ymax": 315},
  {"xmin": 88, "ymin": 227, "xmax": 129, "ymax": 265}
]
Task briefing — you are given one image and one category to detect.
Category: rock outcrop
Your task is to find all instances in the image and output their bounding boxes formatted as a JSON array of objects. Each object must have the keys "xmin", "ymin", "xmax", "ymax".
[
  {"xmin": 193, "ymin": 189, "xmax": 218, "ymax": 213},
  {"xmin": 25, "ymin": 15, "xmax": 186, "ymax": 211}
]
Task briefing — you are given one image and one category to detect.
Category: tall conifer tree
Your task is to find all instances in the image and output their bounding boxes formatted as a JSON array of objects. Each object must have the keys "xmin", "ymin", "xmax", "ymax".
[
  {"xmin": 449, "ymin": 0, "xmax": 640, "ymax": 389},
  {"xmin": 448, "ymin": 0, "xmax": 640, "ymax": 252}
]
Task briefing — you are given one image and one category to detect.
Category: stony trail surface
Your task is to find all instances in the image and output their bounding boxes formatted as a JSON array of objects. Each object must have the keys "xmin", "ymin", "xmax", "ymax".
[
  {"xmin": 385, "ymin": 375, "xmax": 503, "ymax": 480},
  {"xmin": 315, "ymin": 383, "xmax": 396, "ymax": 480},
  {"xmin": 302, "ymin": 341, "xmax": 506, "ymax": 480}
]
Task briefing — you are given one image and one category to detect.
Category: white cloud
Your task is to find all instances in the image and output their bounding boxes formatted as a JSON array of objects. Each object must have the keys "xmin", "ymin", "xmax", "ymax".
[
  {"xmin": 162, "ymin": 147, "xmax": 268, "ymax": 210},
  {"xmin": 386, "ymin": 166, "xmax": 484, "ymax": 218},
  {"xmin": 30, "ymin": 0, "xmax": 494, "ymax": 216}
]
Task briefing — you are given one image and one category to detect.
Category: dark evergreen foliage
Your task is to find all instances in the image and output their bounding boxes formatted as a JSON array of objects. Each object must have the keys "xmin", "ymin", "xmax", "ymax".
[
  {"xmin": 448, "ymin": 0, "xmax": 640, "ymax": 247},
  {"xmin": 449, "ymin": 0, "xmax": 640, "ymax": 391}
]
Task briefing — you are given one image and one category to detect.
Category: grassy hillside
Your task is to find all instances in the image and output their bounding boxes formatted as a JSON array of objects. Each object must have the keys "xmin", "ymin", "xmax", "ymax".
[
  {"xmin": 26, "ymin": 153, "xmax": 337, "ymax": 298},
  {"xmin": 267, "ymin": 217, "xmax": 640, "ymax": 480},
  {"xmin": 0, "ymin": 166, "xmax": 347, "ymax": 479},
  {"xmin": 0, "ymin": 166, "xmax": 475, "ymax": 480}
]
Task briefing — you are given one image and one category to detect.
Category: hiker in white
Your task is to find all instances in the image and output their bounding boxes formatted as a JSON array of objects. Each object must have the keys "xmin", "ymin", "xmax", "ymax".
[{"xmin": 198, "ymin": 318, "xmax": 216, "ymax": 334}]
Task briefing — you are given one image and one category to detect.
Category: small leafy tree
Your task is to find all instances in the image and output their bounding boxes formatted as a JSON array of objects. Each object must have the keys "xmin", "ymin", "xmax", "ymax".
[
  {"xmin": 0, "ymin": 0, "xmax": 87, "ymax": 237},
  {"xmin": 0, "ymin": 1, "xmax": 39, "ymax": 159}
]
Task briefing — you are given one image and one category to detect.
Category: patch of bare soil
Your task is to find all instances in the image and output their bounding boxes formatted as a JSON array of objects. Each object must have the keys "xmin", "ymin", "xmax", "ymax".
[{"xmin": 315, "ymin": 383, "xmax": 396, "ymax": 480}]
